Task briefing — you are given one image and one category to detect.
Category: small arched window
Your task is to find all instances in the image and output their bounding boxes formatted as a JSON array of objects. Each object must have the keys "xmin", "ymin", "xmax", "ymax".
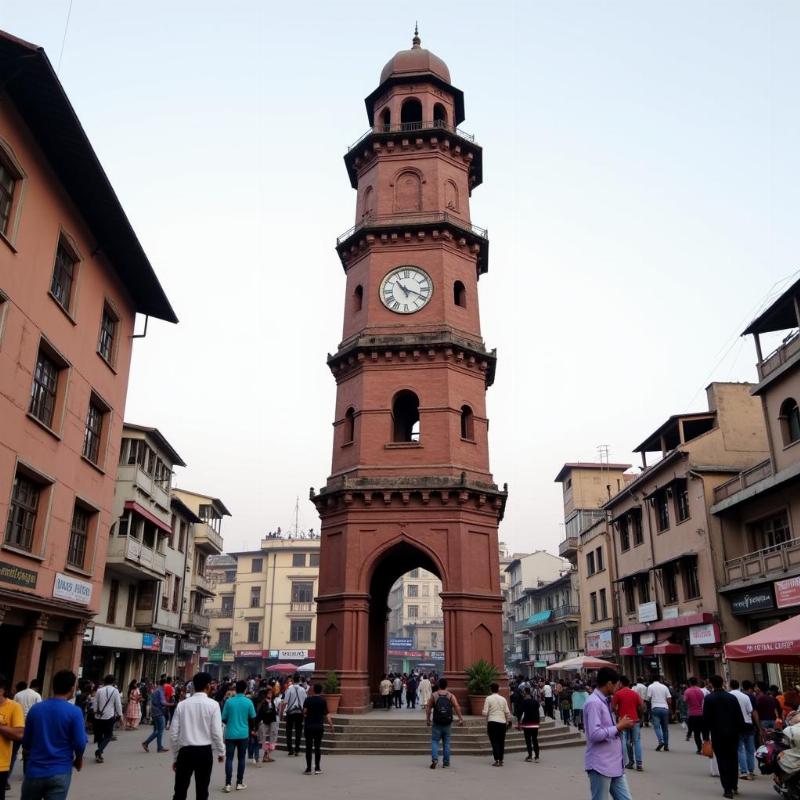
[
  {"xmin": 362, "ymin": 185, "xmax": 374, "ymax": 219},
  {"xmin": 395, "ymin": 170, "xmax": 422, "ymax": 213},
  {"xmin": 380, "ymin": 107, "xmax": 391, "ymax": 131},
  {"xmin": 460, "ymin": 405, "xmax": 474, "ymax": 440},
  {"xmin": 392, "ymin": 390, "xmax": 420, "ymax": 443},
  {"xmin": 344, "ymin": 407, "xmax": 355, "ymax": 443},
  {"xmin": 433, "ymin": 103, "xmax": 448, "ymax": 128},
  {"xmin": 445, "ymin": 179, "xmax": 459, "ymax": 211},
  {"xmin": 780, "ymin": 398, "xmax": 800, "ymax": 445},
  {"xmin": 353, "ymin": 285, "xmax": 363, "ymax": 312},
  {"xmin": 453, "ymin": 281, "xmax": 466, "ymax": 308},
  {"xmin": 401, "ymin": 98, "xmax": 423, "ymax": 129}
]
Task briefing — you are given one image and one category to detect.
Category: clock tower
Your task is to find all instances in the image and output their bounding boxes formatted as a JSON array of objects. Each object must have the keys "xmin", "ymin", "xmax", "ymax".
[{"xmin": 311, "ymin": 29, "xmax": 507, "ymax": 712}]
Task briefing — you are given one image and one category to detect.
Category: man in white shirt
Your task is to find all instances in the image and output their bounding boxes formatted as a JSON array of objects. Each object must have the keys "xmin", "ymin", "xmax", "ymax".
[
  {"xmin": 633, "ymin": 678, "xmax": 649, "ymax": 726},
  {"xmin": 92, "ymin": 675, "xmax": 122, "ymax": 763},
  {"xmin": 543, "ymin": 682, "xmax": 554, "ymax": 719},
  {"xmin": 170, "ymin": 671, "xmax": 224, "ymax": 800},
  {"xmin": 281, "ymin": 677, "xmax": 307, "ymax": 756},
  {"xmin": 646, "ymin": 677, "xmax": 672, "ymax": 751},
  {"xmin": 8, "ymin": 679, "xmax": 42, "ymax": 784},
  {"xmin": 729, "ymin": 679, "xmax": 759, "ymax": 781}
]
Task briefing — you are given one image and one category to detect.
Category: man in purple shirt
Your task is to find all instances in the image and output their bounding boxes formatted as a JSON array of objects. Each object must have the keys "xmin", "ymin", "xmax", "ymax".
[{"xmin": 584, "ymin": 667, "xmax": 636, "ymax": 800}]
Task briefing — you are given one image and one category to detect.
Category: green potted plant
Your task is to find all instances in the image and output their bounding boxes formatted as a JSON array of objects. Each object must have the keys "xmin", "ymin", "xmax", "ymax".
[
  {"xmin": 322, "ymin": 670, "xmax": 341, "ymax": 714},
  {"xmin": 465, "ymin": 658, "xmax": 501, "ymax": 715}
]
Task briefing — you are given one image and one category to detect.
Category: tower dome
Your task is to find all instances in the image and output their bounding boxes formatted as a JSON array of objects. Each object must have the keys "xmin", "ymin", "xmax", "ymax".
[{"xmin": 379, "ymin": 26, "xmax": 451, "ymax": 85}]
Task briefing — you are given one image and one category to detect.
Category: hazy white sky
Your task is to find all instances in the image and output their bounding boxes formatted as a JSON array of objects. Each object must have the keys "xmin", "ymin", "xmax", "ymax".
[{"xmin": 4, "ymin": 1, "xmax": 798, "ymax": 556}]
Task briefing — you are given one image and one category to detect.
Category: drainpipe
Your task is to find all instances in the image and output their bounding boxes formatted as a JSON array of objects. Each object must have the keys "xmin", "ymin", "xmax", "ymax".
[{"xmin": 267, "ymin": 550, "xmax": 277, "ymax": 655}]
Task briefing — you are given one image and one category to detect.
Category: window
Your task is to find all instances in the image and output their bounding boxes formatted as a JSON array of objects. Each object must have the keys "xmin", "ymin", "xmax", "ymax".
[
  {"xmin": 590, "ymin": 592, "xmax": 598, "ymax": 622},
  {"xmin": 379, "ymin": 107, "xmax": 391, "ymax": 131},
  {"xmin": 292, "ymin": 553, "xmax": 306, "ymax": 568},
  {"xmin": 638, "ymin": 576, "xmax": 651, "ymax": 604},
  {"xmin": 250, "ymin": 586, "xmax": 261, "ymax": 608},
  {"xmin": 617, "ymin": 515, "xmax": 630, "ymax": 552},
  {"xmin": 291, "ymin": 582, "xmax": 314, "ymax": 603},
  {"xmin": 662, "ymin": 561, "xmax": 679, "ymax": 604},
  {"xmin": 125, "ymin": 585, "xmax": 136, "ymax": 627},
  {"xmin": 67, "ymin": 504, "xmax": 90, "ymax": 569},
  {"xmin": 433, "ymin": 102, "xmax": 448, "ymax": 126},
  {"xmin": 178, "ymin": 521, "xmax": 187, "ymax": 553},
  {"xmin": 82, "ymin": 395, "xmax": 107, "ymax": 465},
  {"xmin": 407, "ymin": 604, "xmax": 419, "ymax": 619},
  {"xmin": 290, "ymin": 619, "xmax": 312, "ymax": 642},
  {"xmin": 172, "ymin": 576, "xmax": 181, "ymax": 612},
  {"xmin": 50, "ymin": 241, "xmax": 76, "ymax": 312},
  {"xmin": 392, "ymin": 390, "xmax": 420, "ymax": 442},
  {"xmin": 749, "ymin": 511, "xmax": 792, "ymax": 552},
  {"xmin": 595, "ymin": 546, "xmax": 604, "ymax": 572},
  {"xmin": 654, "ymin": 490, "xmax": 670, "ymax": 532},
  {"xmin": 247, "ymin": 622, "xmax": 260, "ymax": 642},
  {"xmin": 459, "ymin": 404, "xmax": 474, "ymax": 440},
  {"xmin": 780, "ymin": 398, "xmax": 800, "ymax": 446},
  {"xmin": 586, "ymin": 550, "xmax": 596, "ymax": 576},
  {"xmin": 344, "ymin": 407, "xmax": 355, "ymax": 443},
  {"xmin": 599, "ymin": 588, "xmax": 608, "ymax": 619},
  {"xmin": 632, "ymin": 509, "xmax": 644, "ymax": 545},
  {"xmin": 682, "ymin": 556, "xmax": 701, "ymax": 599},
  {"xmin": 309, "ymin": 553, "xmax": 320, "ymax": 567},
  {"xmin": 409, "ymin": 569, "xmax": 419, "ymax": 578},
  {"xmin": 0, "ymin": 156, "xmax": 18, "ymax": 235},
  {"xmin": 675, "ymin": 478, "xmax": 690, "ymax": 523},
  {"xmin": 107, "ymin": 579, "xmax": 119, "ymax": 624},
  {"xmin": 407, "ymin": 584, "xmax": 418, "ymax": 598},
  {"xmin": 218, "ymin": 630, "xmax": 232, "ymax": 650},
  {"xmin": 453, "ymin": 280, "xmax": 466, "ymax": 307},
  {"xmin": 353, "ymin": 285, "xmax": 363, "ymax": 312},
  {"xmin": 224, "ymin": 570, "xmax": 237, "ymax": 583},
  {"xmin": 400, "ymin": 97, "xmax": 422, "ymax": 127},
  {"xmin": 221, "ymin": 594, "xmax": 234, "ymax": 613},
  {"xmin": 97, "ymin": 303, "xmax": 118, "ymax": 365},
  {"xmin": 162, "ymin": 573, "xmax": 171, "ymax": 610},
  {"xmin": 624, "ymin": 580, "xmax": 635, "ymax": 614},
  {"xmin": 29, "ymin": 348, "xmax": 59, "ymax": 428},
  {"xmin": 5, "ymin": 470, "xmax": 44, "ymax": 552},
  {"xmin": 136, "ymin": 581, "xmax": 155, "ymax": 610},
  {"xmin": 252, "ymin": 557, "xmax": 263, "ymax": 573}
]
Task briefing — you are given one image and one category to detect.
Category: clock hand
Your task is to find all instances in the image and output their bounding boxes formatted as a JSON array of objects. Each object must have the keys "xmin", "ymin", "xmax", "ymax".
[{"xmin": 397, "ymin": 281, "xmax": 411, "ymax": 297}]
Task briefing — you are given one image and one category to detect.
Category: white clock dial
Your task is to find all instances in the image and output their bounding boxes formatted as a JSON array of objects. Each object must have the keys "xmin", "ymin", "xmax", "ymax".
[{"xmin": 379, "ymin": 266, "xmax": 433, "ymax": 314}]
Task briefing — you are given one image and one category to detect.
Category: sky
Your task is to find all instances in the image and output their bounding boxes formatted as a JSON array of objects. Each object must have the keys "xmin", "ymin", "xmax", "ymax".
[{"xmin": 3, "ymin": 1, "xmax": 798, "ymax": 556}]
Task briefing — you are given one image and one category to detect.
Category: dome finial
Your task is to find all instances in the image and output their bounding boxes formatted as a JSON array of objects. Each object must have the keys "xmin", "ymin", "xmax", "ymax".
[{"xmin": 412, "ymin": 22, "xmax": 421, "ymax": 48}]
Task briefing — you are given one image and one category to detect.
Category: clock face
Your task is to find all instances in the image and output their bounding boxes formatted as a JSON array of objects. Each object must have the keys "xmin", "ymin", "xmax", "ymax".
[{"xmin": 380, "ymin": 266, "xmax": 433, "ymax": 314}]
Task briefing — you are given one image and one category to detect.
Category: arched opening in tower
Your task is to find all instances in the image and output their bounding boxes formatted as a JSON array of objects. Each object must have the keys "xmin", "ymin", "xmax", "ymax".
[
  {"xmin": 367, "ymin": 541, "xmax": 444, "ymax": 709},
  {"xmin": 433, "ymin": 102, "xmax": 448, "ymax": 128},
  {"xmin": 400, "ymin": 98, "xmax": 423, "ymax": 129},
  {"xmin": 380, "ymin": 107, "xmax": 391, "ymax": 131},
  {"xmin": 392, "ymin": 390, "xmax": 420, "ymax": 442}
]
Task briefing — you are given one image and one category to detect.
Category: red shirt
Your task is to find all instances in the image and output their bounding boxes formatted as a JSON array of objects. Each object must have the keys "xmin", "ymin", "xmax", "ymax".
[
  {"xmin": 613, "ymin": 687, "xmax": 641, "ymax": 722},
  {"xmin": 163, "ymin": 683, "xmax": 174, "ymax": 701},
  {"xmin": 684, "ymin": 686, "xmax": 705, "ymax": 717}
]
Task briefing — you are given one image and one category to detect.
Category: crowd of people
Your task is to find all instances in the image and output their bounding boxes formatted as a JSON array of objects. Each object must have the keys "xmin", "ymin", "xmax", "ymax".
[{"xmin": 378, "ymin": 671, "xmax": 439, "ymax": 709}]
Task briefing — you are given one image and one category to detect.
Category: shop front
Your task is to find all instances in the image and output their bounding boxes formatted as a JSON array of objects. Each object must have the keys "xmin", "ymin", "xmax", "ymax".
[
  {"xmin": 235, "ymin": 649, "xmax": 266, "ymax": 677},
  {"xmin": 81, "ymin": 625, "xmax": 143, "ymax": 687}
]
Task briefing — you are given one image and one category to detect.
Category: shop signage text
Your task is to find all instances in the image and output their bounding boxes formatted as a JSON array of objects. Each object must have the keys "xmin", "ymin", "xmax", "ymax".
[
  {"xmin": 142, "ymin": 633, "xmax": 162, "ymax": 651},
  {"xmin": 388, "ymin": 638, "xmax": 414, "ymax": 649},
  {"xmin": 639, "ymin": 632, "xmax": 655, "ymax": 645},
  {"xmin": 0, "ymin": 560, "xmax": 37, "ymax": 589},
  {"xmin": 622, "ymin": 634, "xmax": 633, "ymax": 648},
  {"xmin": 689, "ymin": 623, "xmax": 720, "ymax": 646},
  {"xmin": 236, "ymin": 650, "xmax": 265, "ymax": 658},
  {"xmin": 162, "ymin": 636, "xmax": 176, "ymax": 654},
  {"xmin": 638, "ymin": 602, "xmax": 659, "ymax": 623},
  {"xmin": 387, "ymin": 649, "xmax": 424, "ymax": 658},
  {"xmin": 278, "ymin": 649, "xmax": 310, "ymax": 660},
  {"xmin": 586, "ymin": 629, "xmax": 613, "ymax": 655},
  {"xmin": 53, "ymin": 572, "xmax": 92, "ymax": 605},
  {"xmin": 775, "ymin": 577, "xmax": 800, "ymax": 610},
  {"xmin": 730, "ymin": 587, "xmax": 774, "ymax": 615}
]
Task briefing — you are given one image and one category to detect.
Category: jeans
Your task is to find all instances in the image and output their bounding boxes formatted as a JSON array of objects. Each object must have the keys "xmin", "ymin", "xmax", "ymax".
[
  {"xmin": 383, "ymin": 695, "xmax": 392, "ymax": 710},
  {"xmin": 144, "ymin": 715, "xmax": 165, "ymax": 749},
  {"xmin": 651, "ymin": 708, "xmax": 669, "ymax": 746},
  {"xmin": 487, "ymin": 721, "xmax": 507, "ymax": 763},
  {"xmin": 224, "ymin": 739, "xmax": 247, "ymax": 786},
  {"xmin": 587, "ymin": 770, "xmax": 634, "ymax": 800},
  {"xmin": 247, "ymin": 736, "xmax": 260, "ymax": 760},
  {"xmin": 623, "ymin": 722, "xmax": 642, "ymax": 766},
  {"xmin": 738, "ymin": 731, "xmax": 756, "ymax": 775},
  {"xmin": 572, "ymin": 709, "xmax": 584, "ymax": 730},
  {"xmin": 305, "ymin": 727, "xmax": 323, "ymax": 771},
  {"xmin": 0, "ymin": 770, "xmax": 6, "ymax": 800},
  {"xmin": 285, "ymin": 713, "xmax": 303, "ymax": 754},
  {"xmin": 523, "ymin": 728, "xmax": 540, "ymax": 759},
  {"xmin": 687, "ymin": 715, "xmax": 704, "ymax": 752},
  {"xmin": 431, "ymin": 723, "xmax": 451, "ymax": 765},
  {"xmin": 20, "ymin": 773, "xmax": 71, "ymax": 800},
  {"xmin": 173, "ymin": 745, "xmax": 212, "ymax": 800},
  {"xmin": 94, "ymin": 717, "xmax": 115, "ymax": 754},
  {"xmin": 8, "ymin": 740, "xmax": 21, "ymax": 780}
]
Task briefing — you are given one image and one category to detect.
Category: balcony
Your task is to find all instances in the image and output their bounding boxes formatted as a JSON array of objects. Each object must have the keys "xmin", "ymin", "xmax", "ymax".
[
  {"xmin": 758, "ymin": 330, "xmax": 800, "ymax": 381},
  {"xmin": 558, "ymin": 536, "xmax": 578, "ymax": 559},
  {"xmin": 513, "ymin": 618, "xmax": 532, "ymax": 633},
  {"xmin": 551, "ymin": 605, "xmax": 581, "ymax": 622},
  {"xmin": 186, "ymin": 611, "xmax": 210, "ymax": 631},
  {"xmin": 192, "ymin": 572, "xmax": 214, "ymax": 595},
  {"xmin": 194, "ymin": 521, "xmax": 223, "ymax": 554},
  {"xmin": 289, "ymin": 602, "xmax": 315, "ymax": 615},
  {"xmin": 208, "ymin": 607, "xmax": 234, "ymax": 618},
  {"xmin": 106, "ymin": 534, "xmax": 166, "ymax": 579},
  {"xmin": 348, "ymin": 119, "xmax": 476, "ymax": 152},
  {"xmin": 117, "ymin": 464, "xmax": 171, "ymax": 514},
  {"xmin": 714, "ymin": 459, "xmax": 773, "ymax": 503},
  {"xmin": 723, "ymin": 538, "xmax": 800, "ymax": 587}
]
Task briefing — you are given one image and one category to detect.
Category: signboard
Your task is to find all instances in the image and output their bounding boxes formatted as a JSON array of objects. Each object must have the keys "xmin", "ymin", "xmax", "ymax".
[
  {"xmin": 534, "ymin": 661, "xmax": 547, "ymax": 668},
  {"xmin": 730, "ymin": 587, "xmax": 774, "ymax": 615},
  {"xmin": 208, "ymin": 649, "xmax": 224, "ymax": 662},
  {"xmin": 638, "ymin": 601, "xmax": 659, "ymax": 623},
  {"xmin": 236, "ymin": 650, "xmax": 264, "ymax": 658},
  {"xmin": 269, "ymin": 650, "xmax": 279, "ymax": 658},
  {"xmin": 181, "ymin": 641, "xmax": 198, "ymax": 653},
  {"xmin": 162, "ymin": 636, "xmax": 176, "ymax": 654},
  {"xmin": 83, "ymin": 627, "xmax": 94, "ymax": 644},
  {"xmin": 53, "ymin": 572, "xmax": 92, "ymax": 605},
  {"xmin": 622, "ymin": 634, "xmax": 633, "ymax": 649},
  {"xmin": 662, "ymin": 606, "xmax": 679, "ymax": 620},
  {"xmin": 585, "ymin": 630, "xmax": 613, "ymax": 655},
  {"xmin": 279, "ymin": 649, "xmax": 308, "ymax": 660},
  {"xmin": 199, "ymin": 647, "xmax": 209, "ymax": 658},
  {"xmin": 222, "ymin": 652, "xmax": 235, "ymax": 663},
  {"xmin": 0, "ymin": 560, "xmax": 37, "ymax": 590},
  {"xmin": 388, "ymin": 638, "xmax": 414, "ymax": 649},
  {"xmin": 775, "ymin": 577, "xmax": 800, "ymax": 609},
  {"xmin": 387, "ymin": 650, "xmax": 424, "ymax": 658},
  {"xmin": 639, "ymin": 632, "xmax": 656, "ymax": 645},
  {"xmin": 689, "ymin": 623, "xmax": 720, "ymax": 646},
  {"xmin": 428, "ymin": 651, "xmax": 445, "ymax": 660},
  {"xmin": 142, "ymin": 633, "xmax": 162, "ymax": 651}
]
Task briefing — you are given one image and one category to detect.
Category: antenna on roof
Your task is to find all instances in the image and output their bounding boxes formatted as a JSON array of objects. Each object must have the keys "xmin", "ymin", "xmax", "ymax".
[{"xmin": 412, "ymin": 22, "xmax": 421, "ymax": 48}]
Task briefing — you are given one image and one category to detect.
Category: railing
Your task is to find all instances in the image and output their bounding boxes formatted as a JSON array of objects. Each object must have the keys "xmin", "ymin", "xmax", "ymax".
[
  {"xmin": 107, "ymin": 534, "xmax": 167, "ymax": 576},
  {"xmin": 565, "ymin": 509, "xmax": 606, "ymax": 538},
  {"xmin": 723, "ymin": 537, "xmax": 800, "ymax": 585},
  {"xmin": 551, "ymin": 605, "xmax": 581, "ymax": 621},
  {"xmin": 513, "ymin": 618, "xmax": 532, "ymax": 633},
  {"xmin": 289, "ymin": 601, "xmax": 315, "ymax": 613},
  {"xmin": 194, "ymin": 521, "xmax": 223, "ymax": 553},
  {"xmin": 348, "ymin": 119, "xmax": 476, "ymax": 151},
  {"xmin": 714, "ymin": 459, "xmax": 773, "ymax": 503},
  {"xmin": 188, "ymin": 611, "xmax": 210, "ymax": 630},
  {"xmin": 208, "ymin": 607, "xmax": 234, "ymax": 618},
  {"xmin": 337, "ymin": 211, "xmax": 488, "ymax": 245},
  {"xmin": 192, "ymin": 572, "xmax": 213, "ymax": 593},
  {"xmin": 558, "ymin": 537, "xmax": 578, "ymax": 557},
  {"xmin": 759, "ymin": 330, "xmax": 800, "ymax": 380}
]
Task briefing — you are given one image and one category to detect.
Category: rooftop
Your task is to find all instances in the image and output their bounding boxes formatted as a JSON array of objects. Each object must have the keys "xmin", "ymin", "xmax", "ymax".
[
  {"xmin": 633, "ymin": 412, "xmax": 716, "ymax": 453},
  {"xmin": 743, "ymin": 276, "xmax": 800, "ymax": 335},
  {"xmin": 123, "ymin": 422, "xmax": 186, "ymax": 467},
  {"xmin": 554, "ymin": 462, "xmax": 632, "ymax": 483},
  {"xmin": 379, "ymin": 27, "xmax": 450, "ymax": 84}
]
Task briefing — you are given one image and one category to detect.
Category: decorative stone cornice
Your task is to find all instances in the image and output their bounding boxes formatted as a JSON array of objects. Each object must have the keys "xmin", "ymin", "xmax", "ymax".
[{"xmin": 327, "ymin": 329, "xmax": 497, "ymax": 386}]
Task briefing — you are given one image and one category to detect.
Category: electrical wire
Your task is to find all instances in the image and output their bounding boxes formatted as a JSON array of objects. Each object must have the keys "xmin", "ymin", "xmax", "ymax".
[{"xmin": 57, "ymin": 0, "xmax": 74, "ymax": 74}]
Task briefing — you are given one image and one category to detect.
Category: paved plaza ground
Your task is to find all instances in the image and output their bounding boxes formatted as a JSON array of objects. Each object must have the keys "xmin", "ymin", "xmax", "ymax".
[{"xmin": 7, "ymin": 720, "xmax": 778, "ymax": 800}]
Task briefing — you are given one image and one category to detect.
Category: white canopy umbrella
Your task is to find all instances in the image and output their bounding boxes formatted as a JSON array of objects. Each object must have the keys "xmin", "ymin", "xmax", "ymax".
[
  {"xmin": 298, "ymin": 662, "xmax": 315, "ymax": 672},
  {"xmin": 546, "ymin": 656, "xmax": 616, "ymax": 672}
]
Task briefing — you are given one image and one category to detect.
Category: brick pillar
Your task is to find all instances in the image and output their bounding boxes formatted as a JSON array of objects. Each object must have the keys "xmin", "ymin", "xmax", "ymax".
[
  {"xmin": 52, "ymin": 619, "xmax": 87, "ymax": 676},
  {"xmin": 14, "ymin": 613, "xmax": 49, "ymax": 684}
]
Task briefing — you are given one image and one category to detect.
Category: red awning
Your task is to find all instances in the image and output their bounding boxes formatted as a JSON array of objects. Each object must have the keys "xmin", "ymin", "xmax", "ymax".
[
  {"xmin": 124, "ymin": 501, "xmax": 172, "ymax": 534},
  {"xmin": 724, "ymin": 615, "xmax": 800, "ymax": 664},
  {"xmin": 619, "ymin": 646, "xmax": 654, "ymax": 657},
  {"xmin": 618, "ymin": 612, "xmax": 714, "ymax": 635},
  {"xmin": 653, "ymin": 643, "xmax": 685, "ymax": 655}
]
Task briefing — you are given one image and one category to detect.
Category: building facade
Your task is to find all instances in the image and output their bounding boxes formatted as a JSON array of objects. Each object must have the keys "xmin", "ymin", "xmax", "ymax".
[
  {"xmin": 711, "ymin": 280, "xmax": 800, "ymax": 689},
  {"xmin": 0, "ymin": 33, "xmax": 176, "ymax": 688},
  {"xmin": 205, "ymin": 536, "xmax": 320, "ymax": 678},
  {"xmin": 607, "ymin": 382, "xmax": 768, "ymax": 683}
]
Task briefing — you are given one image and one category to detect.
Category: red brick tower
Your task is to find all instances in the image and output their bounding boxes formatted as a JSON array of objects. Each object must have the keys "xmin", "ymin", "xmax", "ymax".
[{"xmin": 311, "ymin": 29, "xmax": 507, "ymax": 713}]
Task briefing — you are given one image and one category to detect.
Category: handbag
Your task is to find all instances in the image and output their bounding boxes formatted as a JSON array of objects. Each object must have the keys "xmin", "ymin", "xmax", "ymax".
[{"xmin": 702, "ymin": 740, "xmax": 714, "ymax": 758}]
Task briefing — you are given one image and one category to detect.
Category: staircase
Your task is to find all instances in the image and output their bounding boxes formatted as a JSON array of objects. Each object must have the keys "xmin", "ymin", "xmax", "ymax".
[{"xmin": 276, "ymin": 712, "xmax": 584, "ymax": 756}]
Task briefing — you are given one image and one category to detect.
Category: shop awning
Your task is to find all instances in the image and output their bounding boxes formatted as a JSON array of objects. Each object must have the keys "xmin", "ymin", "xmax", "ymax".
[
  {"xmin": 724, "ymin": 615, "xmax": 800, "ymax": 664},
  {"xmin": 619, "ymin": 646, "xmax": 654, "ymax": 657},
  {"xmin": 527, "ymin": 610, "xmax": 552, "ymax": 625},
  {"xmin": 653, "ymin": 642, "xmax": 685, "ymax": 655},
  {"xmin": 123, "ymin": 501, "xmax": 172, "ymax": 534}
]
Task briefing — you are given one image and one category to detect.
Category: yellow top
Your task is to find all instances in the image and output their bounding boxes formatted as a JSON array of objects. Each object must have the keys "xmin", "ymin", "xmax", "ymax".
[{"xmin": 0, "ymin": 698, "xmax": 24, "ymax": 771}]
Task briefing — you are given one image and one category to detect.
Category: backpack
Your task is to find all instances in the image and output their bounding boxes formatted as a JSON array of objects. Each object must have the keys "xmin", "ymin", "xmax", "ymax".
[{"xmin": 432, "ymin": 692, "xmax": 453, "ymax": 726}]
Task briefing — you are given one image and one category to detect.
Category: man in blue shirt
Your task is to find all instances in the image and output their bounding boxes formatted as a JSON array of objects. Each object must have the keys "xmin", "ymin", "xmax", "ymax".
[
  {"xmin": 221, "ymin": 681, "xmax": 255, "ymax": 792},
  {"xmin": 142, "ymin": 678, "xmax": 169, "ymax": 753},
  {"xmin": 21, "ymin": 670, "xmax": 87, "ymax": 800}
]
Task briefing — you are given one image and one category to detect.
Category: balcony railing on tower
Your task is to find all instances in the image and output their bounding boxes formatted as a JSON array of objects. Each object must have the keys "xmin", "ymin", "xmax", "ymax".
[
  {"xmin": 348, "ymin": 119, "xmax": 476, "ymax": 152},
  {"xmin": 337, "ymin": 211, "xmax": 488, "ymax": 247}
]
